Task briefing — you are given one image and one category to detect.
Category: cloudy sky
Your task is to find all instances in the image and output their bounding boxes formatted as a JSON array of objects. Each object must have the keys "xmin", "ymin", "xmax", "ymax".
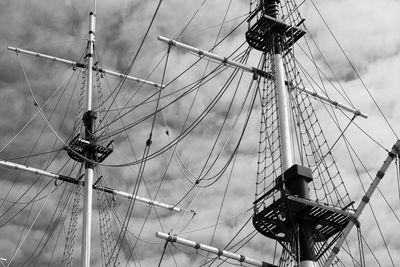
[{"xmin": 0, "ymin": 0, "xmax": 400, "ymax": 266}]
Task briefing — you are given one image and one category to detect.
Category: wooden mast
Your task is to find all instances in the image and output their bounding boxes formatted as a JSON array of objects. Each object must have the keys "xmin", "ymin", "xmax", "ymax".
[
  {"xmin": 267, "ymin": 1, "xmax": 315, "ymax": 265},
  {"xmin": 81, "ymin": 11, "xmax": 96, "ymax": 267},
  {"xmin": 247, "ymin": 1, "xmax": 316, "ymax": 266}
]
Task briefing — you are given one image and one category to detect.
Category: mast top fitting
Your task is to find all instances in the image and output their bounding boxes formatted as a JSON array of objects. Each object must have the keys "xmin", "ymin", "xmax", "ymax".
[
  {"xmin": 246, "ymin": 0, "xmax": 306, "ymax": 52},
  {"xmin": 66, "ymin": 111, "xmax": 113, "ymax": 165}
]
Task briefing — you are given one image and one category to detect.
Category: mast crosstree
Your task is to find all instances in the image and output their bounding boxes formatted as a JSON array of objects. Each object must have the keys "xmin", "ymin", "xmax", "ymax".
[
  {"xmin": 7, "ymin": 46, "xmax": 164, "ymax": 88},
  {"xmin": 157, "ymin": 36, "xmax": 367, "ymax": 119}
]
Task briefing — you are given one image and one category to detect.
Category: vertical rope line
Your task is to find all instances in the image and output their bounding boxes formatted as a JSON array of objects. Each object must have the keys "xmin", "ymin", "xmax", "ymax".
[
  {"xmin": 99, "ymin": 0, "xmax": 164, "ymax": 127},
  {"xmin": 310, "ymin": 0, "xmax": 399, "ymax": 140},
  {"xmin": 16, "ymin": 53, "xmax": 68, "ymax": 146},
  {"xmin": 396, "ymin": 156, "xmax": 400, "ymax": 201},
  {"xmin": 157, "ymin": 241, "xmax": 169, "ymax": 267},
  {"xmin": 204, "ymin": 146, "xmax": 237, "ymax": 264},
  {"xmin": 6, "ymin": 183, "xmax": 56, "ymax": 266},
  {"xmin": 109, "ymin": 143, "xmax": 151, "ymax": 266}
]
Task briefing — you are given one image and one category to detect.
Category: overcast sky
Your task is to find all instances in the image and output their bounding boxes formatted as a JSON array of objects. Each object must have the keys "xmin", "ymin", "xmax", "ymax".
[{"xmin": 0, "ymin": 0, "xmax": 400, "ymax": 266}]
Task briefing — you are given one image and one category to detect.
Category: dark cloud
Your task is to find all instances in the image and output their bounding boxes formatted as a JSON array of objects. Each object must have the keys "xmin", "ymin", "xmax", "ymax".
[{"xmin": 0, "ymin": 1, "xmax": 399, "ymax": 266}]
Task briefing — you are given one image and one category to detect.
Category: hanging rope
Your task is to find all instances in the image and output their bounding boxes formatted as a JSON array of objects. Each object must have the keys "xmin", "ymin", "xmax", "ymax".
[
  {"xmin": 396, "ymin": 155, "xmax": 400, "ymax": 201},
  {"xmin": 157, "ymin": 240, "xmax": 169, "ymax": 267},
  {"xmin": 96, "ymin": 176, "xmax": 121, "ymax": 267},
  {"xmin": 6, "ymin": 183, "xmax": 57, "ymax": 266},
  {"xmin": 310, "ymin": 0, "xmax": 399, "ymax": 140},
  {"xmin": 357, "ymin": 226, "xmax": 365, "ymax": 267},
  {"xmin": 62, "ymin": 182, "xmax": 83, "ymax": 266}
]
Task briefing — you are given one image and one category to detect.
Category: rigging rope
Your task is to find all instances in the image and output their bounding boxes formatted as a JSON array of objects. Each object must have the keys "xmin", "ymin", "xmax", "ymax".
[
  {"xmin": 172, "ymin": 0, "xmax": 207, "ymax": 39},
  {"xmin": 310, "ymin": 0, "xmax": 399, "ymax": 140},
  {"xmin": 170, "ymin": 74, "xmax": 258, "ymax": 232},
  {"xmin": 204, "ymin": 128, "xmax": 236, "ymax": 263},
  {"xmin": 62, "ymin": 177, "xmax": 83, "ymax": 266},
  {"xmin": 96, "ymin": 176, "xmax": 121, "ymax": 267},
  {"xmin": 397, "ymin": 156, "xmax": 400, "ymax": 201},
  {"xmin": 21, "ymin": 171, "xmax": 77, "ymax": 266},
  {"xmin": 99, "ymin": 0, "xmax": 164, "ymax": 129},
  {"xmin": 95, "ymin": 17, "xmax": 249, "ymax": 142},
  {"xmin": 92, "ymin": 45, "xmax": 179, "ymax": 264},
  {"xmin": 157, "ymin": 240, "xmax": 169, "ymax": 267},
  {"xmin": 6, "ymin": 183, "xmax": 56, "ymax": 266}
]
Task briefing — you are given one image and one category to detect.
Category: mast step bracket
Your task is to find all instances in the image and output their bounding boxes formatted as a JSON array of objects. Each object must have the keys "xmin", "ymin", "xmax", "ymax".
[
  {"xmin": 66, "ymin": 136, "xmax": 113, "ymax": 164},
  {"xmin": 253, "ymin": 196, "xmax": 352, "ymax": 243},
  {"xmin": 246, "ymin": 15, "xmax": 306, "ymax": 52}
]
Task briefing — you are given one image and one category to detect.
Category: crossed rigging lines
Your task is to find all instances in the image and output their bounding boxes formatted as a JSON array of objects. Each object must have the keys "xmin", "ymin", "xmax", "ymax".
[{"xmin": 1, "ymin": 0, "xmax": 400, "ymax": 266}]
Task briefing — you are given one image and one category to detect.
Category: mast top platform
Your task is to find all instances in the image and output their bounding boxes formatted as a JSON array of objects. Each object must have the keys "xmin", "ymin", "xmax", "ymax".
[
  {"xmin": 253, "ymin": 194, "xmax": 353, "ymax": 243},
  {"xmin": 253, "ymin": 165, "xmax": 354, "ymax": 260},
  {"xmin": 246, "ymin": 2, "xmax": 306, "ymax": 52},
  {"xmin": 66, "ymin": 135, "xmax": 113, "ymax": 164}
]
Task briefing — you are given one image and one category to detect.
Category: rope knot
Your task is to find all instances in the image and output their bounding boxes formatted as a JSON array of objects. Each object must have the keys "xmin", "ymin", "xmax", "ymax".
[{"xmin": 146, "ymin": 139, "xmax": 152, "ymax": 147}]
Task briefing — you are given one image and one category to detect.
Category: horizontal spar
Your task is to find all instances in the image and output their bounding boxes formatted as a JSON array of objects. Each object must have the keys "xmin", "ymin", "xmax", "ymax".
[
  {"xmin": 0, "ymin": 159, "xmax": 189, "ymax": 213},
  {"xmin": 7, "ymin": 46, "xmax": 163, "ymax": 88},
  {"xmin": 156, "ymin": 232, "xmax": 277, "ymax": 267},
  {"xmin": 288, "ymin": 82, "xmax": 367, "ymax": 118},
  {"xmin": 158, "ymin": 36, "xmax": 368, "ymax": 119}
]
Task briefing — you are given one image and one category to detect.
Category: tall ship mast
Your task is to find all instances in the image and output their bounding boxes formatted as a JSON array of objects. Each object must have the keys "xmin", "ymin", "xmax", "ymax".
[{"xmin": 0, "ymin": 0, "xmax": 399, "ymax": 266}]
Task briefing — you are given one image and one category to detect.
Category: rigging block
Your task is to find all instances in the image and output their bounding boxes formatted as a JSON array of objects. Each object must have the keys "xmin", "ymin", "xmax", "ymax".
[{"xmin": 246, "ymin": 15, "xmax": 306, "ymax": 52}]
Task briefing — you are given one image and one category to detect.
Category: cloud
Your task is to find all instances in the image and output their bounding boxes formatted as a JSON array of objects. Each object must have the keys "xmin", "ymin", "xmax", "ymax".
[
  {"xmin": 303, "ymin": 0, "xmax": 400, "ymax": 80},
  {"xmin": 0, "ymin": 0, "xmax": 399, "ymax": 266}
]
